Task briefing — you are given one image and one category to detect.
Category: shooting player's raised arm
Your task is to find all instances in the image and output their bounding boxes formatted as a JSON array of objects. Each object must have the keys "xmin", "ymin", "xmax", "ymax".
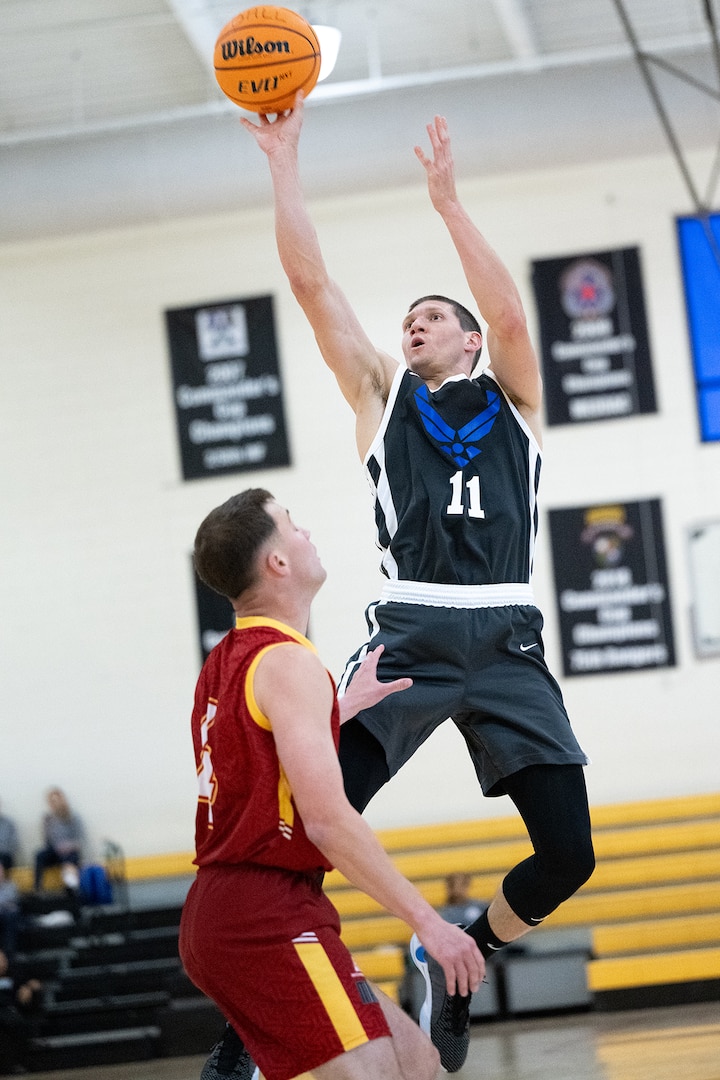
[
  {"xmin": 241, "ymin": 94, "xmax": 397, "ymax": 455},
  {"xmin": 415, "ymin": 115, "xmax": 543, "ymax": 440}
]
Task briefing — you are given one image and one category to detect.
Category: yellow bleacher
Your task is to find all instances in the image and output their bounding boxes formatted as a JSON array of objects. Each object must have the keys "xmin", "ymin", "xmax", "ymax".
[{"xmin": 12, "ymin": 791, "xmax": 720, "ymax": 1008}]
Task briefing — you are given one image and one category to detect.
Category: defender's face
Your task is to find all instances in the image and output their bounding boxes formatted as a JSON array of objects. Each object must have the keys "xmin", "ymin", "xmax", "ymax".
[{"xmin": 267, "ymin": 501, "xmax": 326, "ymax": 589}]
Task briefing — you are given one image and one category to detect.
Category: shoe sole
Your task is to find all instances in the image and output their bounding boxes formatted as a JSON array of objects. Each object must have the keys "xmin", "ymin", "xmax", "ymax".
[{"xmin": 410, "ymin": 933, "xmax": 434, "ymax": 1036}]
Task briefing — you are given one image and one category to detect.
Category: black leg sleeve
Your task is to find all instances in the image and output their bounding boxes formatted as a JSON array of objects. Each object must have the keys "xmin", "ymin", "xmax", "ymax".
[{"xmin": 499, "ymin": 764, "xmax": 595, "ymax": 924}]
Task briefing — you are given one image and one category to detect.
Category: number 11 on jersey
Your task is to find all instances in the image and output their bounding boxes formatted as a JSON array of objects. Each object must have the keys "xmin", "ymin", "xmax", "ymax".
[{"xmin": 447, "ymin": 471, "xmax": 485, "ymax": 519}]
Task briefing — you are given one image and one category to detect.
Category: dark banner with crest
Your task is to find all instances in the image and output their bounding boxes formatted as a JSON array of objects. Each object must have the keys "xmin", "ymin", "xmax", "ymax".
[
  {"xmin": 548, "ymin": 498, "xmax": 676, "ymax": 677},
  {"xmin": 531, "ymin": 247, "xmax": 657, "ymax": 426}
]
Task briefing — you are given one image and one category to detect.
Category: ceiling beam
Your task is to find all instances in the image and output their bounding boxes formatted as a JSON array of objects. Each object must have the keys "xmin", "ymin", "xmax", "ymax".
[
  {"xmin": 490, "ymin": 0, "xmax": 539, "ymax": 61},
  {"xmin": 611, "ymin": 0, "xmax": 715, "ymax": 214},
  {"xmin": 165, "ymin": 0, "xmax": 219, "ymax": 75},
  {"xmin": 0, "ymin": 29, "xmax": 711, "ymax": 146}
]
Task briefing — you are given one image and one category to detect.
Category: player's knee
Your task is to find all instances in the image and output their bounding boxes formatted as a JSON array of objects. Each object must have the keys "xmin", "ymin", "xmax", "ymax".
[
  {"xmin": 401, "ymin": 1022, "xmax": 441, "ymax": 1080},
  {"xmin": 415, "ymin": 1037, "xmax": 441, "ymax": 1080},
  {"xmin": 503, "ymin": 832, "xmax": 595, "ymax": 922},
  {"xmin": 553, "ymin": 835, "xmax": 595, "ymax": 900}
]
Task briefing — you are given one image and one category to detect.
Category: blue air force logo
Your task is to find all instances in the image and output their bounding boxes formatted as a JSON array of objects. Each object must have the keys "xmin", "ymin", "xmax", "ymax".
[{"xmin": 414, "ymin": 384, "xmax": 500, "ymax": 467}]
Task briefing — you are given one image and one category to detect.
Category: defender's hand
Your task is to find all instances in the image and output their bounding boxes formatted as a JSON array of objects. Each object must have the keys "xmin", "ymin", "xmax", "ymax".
[{"xmin": 339, "ymin": 645, "xmax": 413, "ymax": 724}]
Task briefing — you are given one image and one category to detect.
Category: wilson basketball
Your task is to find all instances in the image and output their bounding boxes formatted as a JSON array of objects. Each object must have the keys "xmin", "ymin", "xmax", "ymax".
[{"xmin": 214, "ymin": 7, "xmax": 321, "ymax": 113}]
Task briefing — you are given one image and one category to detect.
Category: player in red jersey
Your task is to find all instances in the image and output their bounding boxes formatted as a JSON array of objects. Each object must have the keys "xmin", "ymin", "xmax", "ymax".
[{"xmin": 179, "ymin": 488, "xmax": 484, "ymax": 1080}]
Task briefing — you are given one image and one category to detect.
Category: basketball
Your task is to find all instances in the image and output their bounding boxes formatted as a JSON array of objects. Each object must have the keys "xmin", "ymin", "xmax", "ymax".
[{"xmin": 214, "ymin": 7, "xmax": 321, "ymax": 113}]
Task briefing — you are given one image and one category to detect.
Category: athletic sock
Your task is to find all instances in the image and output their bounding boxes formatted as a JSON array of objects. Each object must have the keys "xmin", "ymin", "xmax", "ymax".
[{"xmin": 464, "ymin": 906, "xmax": 510, "ymax": 960}]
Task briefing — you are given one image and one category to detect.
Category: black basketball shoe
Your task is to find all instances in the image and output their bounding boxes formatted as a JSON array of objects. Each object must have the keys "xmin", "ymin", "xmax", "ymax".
[
  {"xmin": 410, "ymin": 933, "xmax": 472, "ymax": 1073},
  {"xmin": 200, "ymin": 1025, "xmax": 258, "ymax": 1080}
]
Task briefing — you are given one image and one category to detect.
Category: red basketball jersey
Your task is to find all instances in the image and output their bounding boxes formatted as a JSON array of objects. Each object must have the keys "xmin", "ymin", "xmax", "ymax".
[{"xmin": 191, "ymin": 616, "xmax": 338, "ymax": 873}]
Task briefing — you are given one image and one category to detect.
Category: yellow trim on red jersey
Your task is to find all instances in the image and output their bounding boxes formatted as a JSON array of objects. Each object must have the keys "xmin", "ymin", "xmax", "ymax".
[
  {"xmin": 234, "ymin": 615, "xmax": 318, "ymax": 653},
  {"xmin": 245, "ymin": 646, "xmax": 281, "ymax": 732},
  {"xmin": 240, "ymin": 624, "xmax": 319, "ymax": 845}
]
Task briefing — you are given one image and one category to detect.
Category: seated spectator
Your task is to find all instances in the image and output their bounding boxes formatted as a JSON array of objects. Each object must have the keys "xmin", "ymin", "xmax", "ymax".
[
  {"xmin": 0, "ymin": 947, "xmax": 43, "ymax": 1075},
  {"xmin": 0, "ymin": 802, "xmax": 19, "ymax": 873},
  {"xmin": 0, "ymin": 868, "xmax": 20, "ymax": 961},
  {"xmin": 439, "ymin": 872, "xmax": 485, "ymax": 928},
  {"xmin": 33, "ymin": 789, "xmax": 84, "ymax": 894}
]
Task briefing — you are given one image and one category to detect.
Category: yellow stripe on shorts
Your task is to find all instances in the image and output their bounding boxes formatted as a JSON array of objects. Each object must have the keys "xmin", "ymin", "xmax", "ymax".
[{"xmin": 293, "ymin": 940, "xmax": 368, "ymax": 1050}]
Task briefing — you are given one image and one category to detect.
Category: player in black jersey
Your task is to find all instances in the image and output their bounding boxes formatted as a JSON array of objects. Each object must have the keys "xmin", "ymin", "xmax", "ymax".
[{"xmin": 203, "ymin": 96, "xmax": 596, "ymax": 1077}]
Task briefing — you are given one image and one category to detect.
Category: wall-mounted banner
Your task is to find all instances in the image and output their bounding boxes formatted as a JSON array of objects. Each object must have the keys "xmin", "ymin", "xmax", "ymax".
[
  {"xmin": 194, "ymin": 569, "xmax": 234, "ymax": 666},
  {"xmin": 676, "ymin": 212, "xmax": 720, "ymax": 441},
  {"xmin": 531, "ymin": 247, "xmax": 657, "ymax": 426},
  {"xmin": 166, "ymin": 295, "xmax": 291, "ymax": 480},
  {"xmin": 548, "ymin": 499, "xmax": 676, "ymax": 677}
]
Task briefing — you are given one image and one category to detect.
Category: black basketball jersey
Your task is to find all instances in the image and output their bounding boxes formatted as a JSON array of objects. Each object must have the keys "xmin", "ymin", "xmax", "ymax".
[{"xmin": 364, "ymin": 367, "xmax": 542, "ymax": 586}]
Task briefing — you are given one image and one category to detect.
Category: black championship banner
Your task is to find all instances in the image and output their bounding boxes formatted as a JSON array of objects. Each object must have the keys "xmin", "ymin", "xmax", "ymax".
[
  {"xmin": 548, "ymin": 499, "xmax": 676, "ymax": 677},
  {"xmin": 194, "ymin": 570, "xmax": 234, "ymax": 665},
  {"xmin": 531, "ymin": 247, "xmax": 657, "ymax": 425},
  {"xmin": 166, "ymin": 295, "xmax": 291, "ymax": 480}
]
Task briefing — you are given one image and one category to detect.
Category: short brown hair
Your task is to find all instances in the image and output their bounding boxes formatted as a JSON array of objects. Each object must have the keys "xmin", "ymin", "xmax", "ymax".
[{"xmin": 193, "ymin": 488, "xmax": 276, "ymax": 601}]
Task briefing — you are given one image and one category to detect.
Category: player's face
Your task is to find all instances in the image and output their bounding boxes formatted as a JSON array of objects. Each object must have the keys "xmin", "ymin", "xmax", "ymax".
[
  {"xmin": 401, "ymin": 300, "xmax": 474, "ymax": 382},
  {"xmin": 267, "ymin": 501, "xmax": 327, "ymax": 589}
]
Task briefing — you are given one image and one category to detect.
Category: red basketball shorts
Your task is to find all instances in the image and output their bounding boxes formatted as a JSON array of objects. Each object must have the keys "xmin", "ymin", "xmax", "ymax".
[{"xmin": 179, "ymin": 863, "xmax": 391, "ymax": 1080}]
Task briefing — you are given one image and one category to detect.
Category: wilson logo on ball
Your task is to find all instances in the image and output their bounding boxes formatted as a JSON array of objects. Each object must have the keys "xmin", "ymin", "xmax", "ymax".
[{"xmin": 219, "ymin": 36, "xmax": 291, "ymax": 60}]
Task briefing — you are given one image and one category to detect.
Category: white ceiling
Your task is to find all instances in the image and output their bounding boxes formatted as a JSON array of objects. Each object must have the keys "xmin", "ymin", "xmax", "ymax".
[{"xmin": 1, "ymin": 0, "xmax": 719, "ymax": 242}]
